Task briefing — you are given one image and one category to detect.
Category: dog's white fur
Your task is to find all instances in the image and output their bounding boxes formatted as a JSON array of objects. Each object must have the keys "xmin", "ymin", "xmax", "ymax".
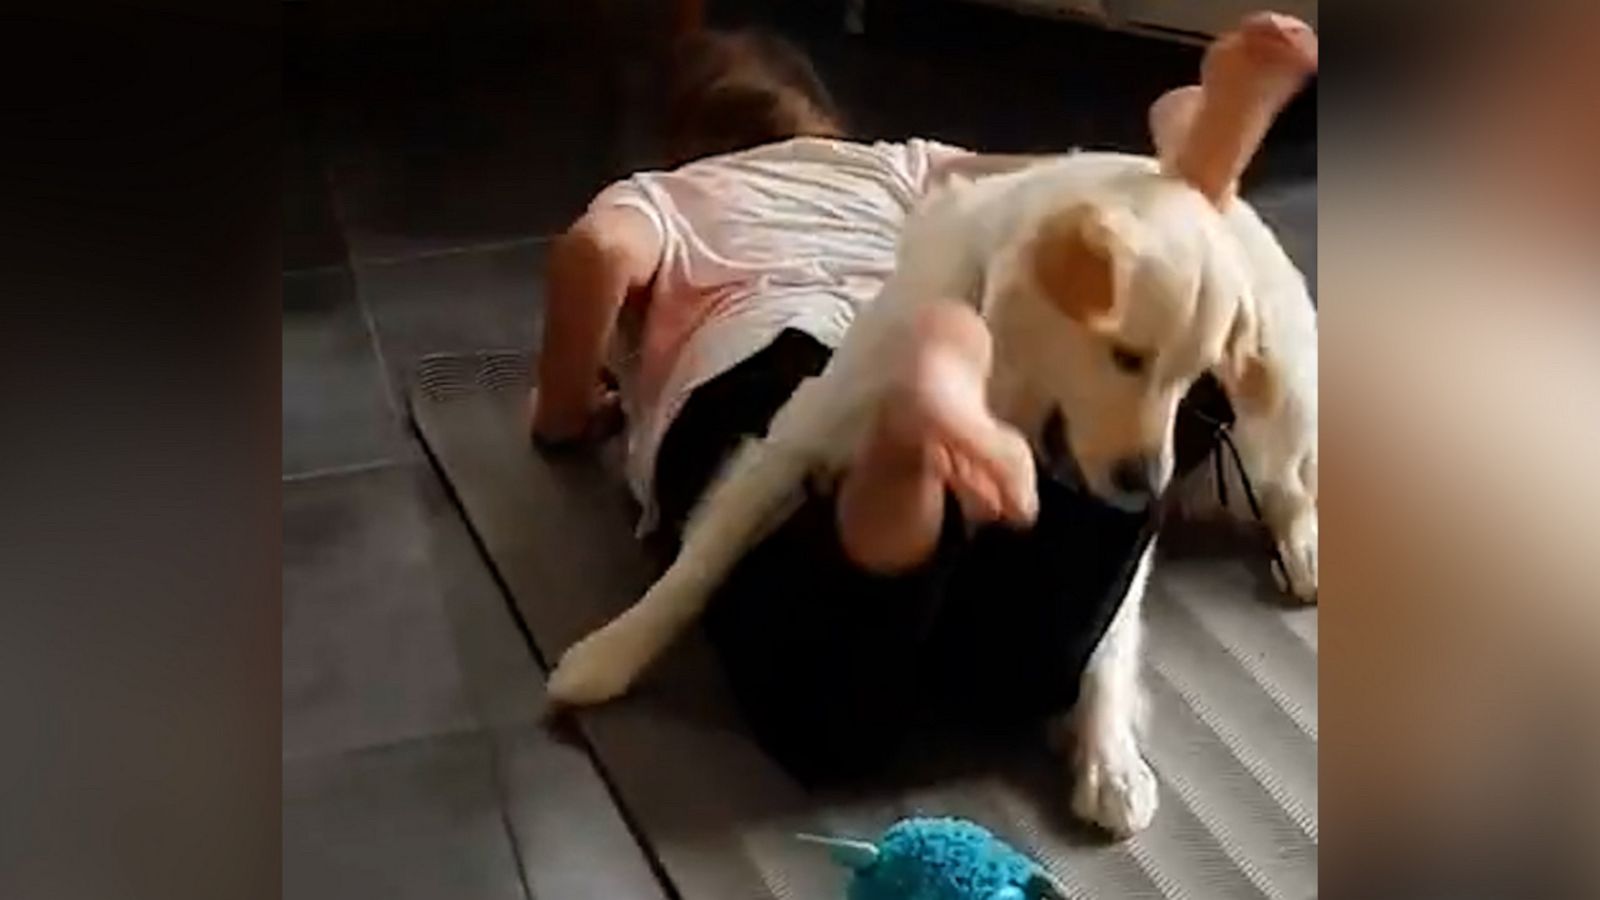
[
  {"xmin": 1218, "ymin": 199, "xmax": 1318, "ymax": 597},
  {"xmin": 547, "ymin": 151, "xmax": 1318, "ymax": 837}
]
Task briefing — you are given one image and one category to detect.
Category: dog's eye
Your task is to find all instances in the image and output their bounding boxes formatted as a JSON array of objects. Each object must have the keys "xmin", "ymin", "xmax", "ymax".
[{"xmin": 1109, "ymin": 345, "xmax": 1147, "ymax": 375}]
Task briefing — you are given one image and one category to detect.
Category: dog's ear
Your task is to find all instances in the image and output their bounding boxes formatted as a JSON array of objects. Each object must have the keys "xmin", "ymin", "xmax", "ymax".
[{"xmin": 1029, "ymin": 202, "xmax": 1135, "ymax": 330}]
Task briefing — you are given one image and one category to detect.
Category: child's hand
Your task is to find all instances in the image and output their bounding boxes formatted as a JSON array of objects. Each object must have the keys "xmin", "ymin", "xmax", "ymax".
[{"xmin": 530, "ymin": 384, "xmax": 623, "ymax": 449}]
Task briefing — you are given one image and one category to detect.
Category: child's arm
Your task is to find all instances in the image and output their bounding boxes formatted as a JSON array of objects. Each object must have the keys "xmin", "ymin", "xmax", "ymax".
[{"xmin": 532, "ymin": 206, "xmax": 661, "ymax": 443}]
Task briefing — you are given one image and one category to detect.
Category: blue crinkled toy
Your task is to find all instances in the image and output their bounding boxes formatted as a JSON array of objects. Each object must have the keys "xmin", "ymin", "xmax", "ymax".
[{"xmin": 800, "ymin": 816, "xmax": 1067, "ymax": 900}]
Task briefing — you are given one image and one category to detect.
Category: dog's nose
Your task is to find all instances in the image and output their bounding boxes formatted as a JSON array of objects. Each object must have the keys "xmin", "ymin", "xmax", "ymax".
[{"xmin": 1110, "ymin": 457, "xmax": 1158, "ymax": 498}]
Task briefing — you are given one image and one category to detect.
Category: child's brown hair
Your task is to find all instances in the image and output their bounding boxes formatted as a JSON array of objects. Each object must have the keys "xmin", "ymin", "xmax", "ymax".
[{"xmin": 664, "ymin": 29, "xmax": 845, "ymax": 166}]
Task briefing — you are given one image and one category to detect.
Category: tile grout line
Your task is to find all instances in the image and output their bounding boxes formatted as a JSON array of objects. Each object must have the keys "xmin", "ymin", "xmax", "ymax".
[
  {"xmin": 282, "ymin": 457, "xmax": 403, "ymax": 484},
  {"xmin": 283, "ymin": 235, "xmax": 556, "ymax": 279},
  {"xmin": 405, "ymin": 416, "xmax": 541, "ymax": 900},
  {"xmin": 323, "ymin": 165, "xmax": 408, "ymax": 424},
  {"xmin": 309, "ymin": 158, "xmax": 554, "ymax": 898},
  {"xmin": 409, "ymin": 422, "xmax": 682, "ymax": 900},
  {"xmin": 282, "ymin": 261, "xmax": 347, "ymax": 279},
  {"xmin": 305, "ymin": 149, "xmax": 660, "ymax": 900},
  {"xmin": 483, "ymin": 730, "xmax": 540, "ymax": 900},
  {"xmin": 281, "ymin": 719, "xmax": 485, "ymax": 767},
  {"xmin": 356, "ymin": 234, "xmax": 555, "ymax": 269}
]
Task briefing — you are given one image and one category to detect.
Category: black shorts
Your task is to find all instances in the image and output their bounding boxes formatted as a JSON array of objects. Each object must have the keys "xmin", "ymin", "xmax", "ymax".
[{"xmin": 654, "ymin": 328, "xmax": 1224, "ymax": 783}]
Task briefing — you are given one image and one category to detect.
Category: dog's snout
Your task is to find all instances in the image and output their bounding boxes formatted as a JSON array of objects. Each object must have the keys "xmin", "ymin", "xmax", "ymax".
[{"xmin": 1111, "ymin": 456, "xmax": 1158, "ymax": 499}]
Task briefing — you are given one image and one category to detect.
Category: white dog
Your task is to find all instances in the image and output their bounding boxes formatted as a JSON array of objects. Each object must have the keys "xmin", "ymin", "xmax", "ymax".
[{"xmin": 549, "ymin": 13, "xmax": 1318, "ymax": 837}]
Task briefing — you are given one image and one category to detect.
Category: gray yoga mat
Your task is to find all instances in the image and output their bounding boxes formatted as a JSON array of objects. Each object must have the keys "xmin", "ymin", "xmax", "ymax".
[{"xmin": 410, "ymin": 350, "xmax": 1318, "ymax": 899}]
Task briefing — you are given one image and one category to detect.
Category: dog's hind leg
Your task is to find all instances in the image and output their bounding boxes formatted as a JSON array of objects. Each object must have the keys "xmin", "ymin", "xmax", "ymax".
[{"xmin": 1066, "ymin": 545, "xmax": 1159, "ymax": 837}]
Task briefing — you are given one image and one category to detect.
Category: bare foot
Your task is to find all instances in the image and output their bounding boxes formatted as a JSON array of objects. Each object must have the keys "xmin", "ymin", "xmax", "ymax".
[
  {"xmin": 1211, "ymin": 12, "xmax": 1318, "ymax": 74},
  {"xmin": 837, "ymin": 302, "xmax": 1038, "ymax": 574},
  {"xmin": 1201, "ymin": 11, "xmax": 1318, "ymax": 118},
  {"xmin": 884, "ymin": 343, "xmax": 1038, "ymax": 527},
  {"xmin": 1175, "ymin": 12, "xmax": 1319, "ymax": 204}
]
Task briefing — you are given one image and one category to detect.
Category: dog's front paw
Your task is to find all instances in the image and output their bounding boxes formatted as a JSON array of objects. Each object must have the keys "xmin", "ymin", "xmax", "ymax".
[
  {"xmin": 1071, "ymin": 729, "xmax": 1159, "ymax": 838},
  {"xmin": 1271, "ymin": 513, "xmax": 1318, "ymax": 603},
  {"xmin": 546, "ymin": 626, "xmax": 638, "ymax": 709}
]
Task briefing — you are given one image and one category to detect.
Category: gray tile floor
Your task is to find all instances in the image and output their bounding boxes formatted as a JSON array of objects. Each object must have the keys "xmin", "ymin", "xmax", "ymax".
[
  {"xmin": 283, "ymin": 4, "xmax": 1314, "ymax": 896},
  {"xmin": 283, "ymin": 24, "xmax": 664, "ymax": 883}
]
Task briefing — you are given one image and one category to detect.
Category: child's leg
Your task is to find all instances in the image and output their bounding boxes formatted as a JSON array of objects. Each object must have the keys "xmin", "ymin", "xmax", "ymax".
[
  {"xmin": 699, "ymin": 303, "xmax": 1039, "ymax": 779},
  {"xmin": 1153, "ymin": 12, "xmax": 1318, "ymax": 203},
  {"xmin": 705, "ymin": 486, "xmax": 965, "ymax": 782}
]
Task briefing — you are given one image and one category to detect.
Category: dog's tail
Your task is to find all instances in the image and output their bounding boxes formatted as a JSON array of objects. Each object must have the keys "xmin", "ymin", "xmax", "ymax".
[
  {"xmin": 678, "ymin": 435, "xmax": 812, "ymax": 583},
  {"xmin": 592, "ymin": 438, "xmax": 810, "ymax": 685}
]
